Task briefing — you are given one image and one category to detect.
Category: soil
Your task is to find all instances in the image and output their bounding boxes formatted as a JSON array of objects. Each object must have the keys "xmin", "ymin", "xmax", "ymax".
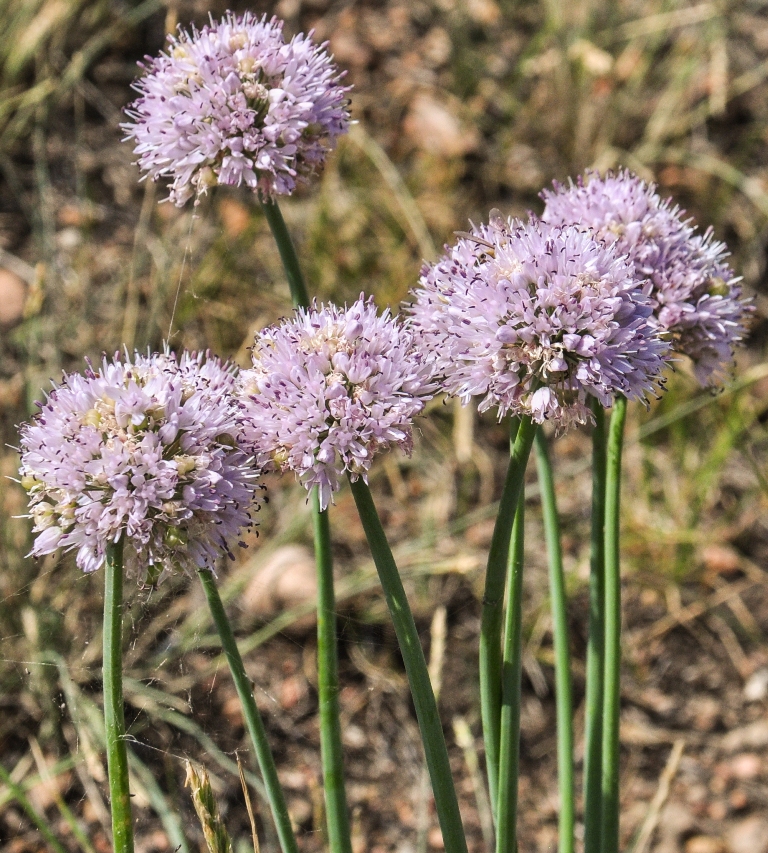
[{"xmin": 0, "ymin": 1, "xmax": 767, "ymax": 852}]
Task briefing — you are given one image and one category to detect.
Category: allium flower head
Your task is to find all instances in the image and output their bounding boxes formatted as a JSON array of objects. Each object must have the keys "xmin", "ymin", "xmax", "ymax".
[
  {"xmin": 541, "ymin": 170, "xmax": 752, "ymax": 385},
  {"xmin": 239, "ymin": 297, "xmax": 435, "ymax": 510},
  {"xmin": 409, "ymin": 215, "xmax": 667, "ymax": 429},
  {"xmin": 123, "ymin": 12, "xmax": 351, "ymax": 205},
  {"xmin": 19, "ymin": 350, "xmax": 260, "ymax": 577}
]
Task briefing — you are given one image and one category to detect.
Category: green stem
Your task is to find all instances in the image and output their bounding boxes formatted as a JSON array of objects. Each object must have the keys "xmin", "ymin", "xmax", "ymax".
[
  {"xmin": 534, "ymin": 432, "xmax": 574, "ymax": 853},
  {"xmin": 495, "ymin": 490, "xmax": 525, "ymax": 853},
  {"xmin": 103, "ymin": 538, "xmax": 134, "ymax": 853},
  {"xmin": 348, "ymin": 477, "xmax": 468, "ymax": 853},
  {"xmin": 584, "ymin": 400, "xmax": 607, "ymax": 853},
  {"xmin": 480, "ymin": 416, "xmax": 537, "ymax": 825},
  {"xmin": 600, "ymin": 396, "xmax": 627, "ymax": 853},
  {"xmin": 261, "ymin": 198, "xmax": 311, "ymax": 310},
  {"xmin": 262, "ymin": 194, "xmax": 351, "ymax": 851},
  {"xmin": 198, "ymin": 569, "xmax": 300, "ymax": 853},
  {"xmin": 313, "ymin": 489, "xmax": 353, "ymax": 853}
]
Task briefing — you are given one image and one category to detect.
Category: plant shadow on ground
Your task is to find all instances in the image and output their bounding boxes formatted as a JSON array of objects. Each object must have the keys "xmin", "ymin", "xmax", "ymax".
[{"xmin": 0, "ymin": 0, "xmax": 768, "ymax": 851}]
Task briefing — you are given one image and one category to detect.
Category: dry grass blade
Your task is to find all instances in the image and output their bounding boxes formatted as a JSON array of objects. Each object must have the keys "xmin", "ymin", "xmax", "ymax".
[
  {"xmin": 121, "ymin": 678, "xmax": 267, "ymax": 802},
  {"xmin": 1, "ymin": 0, "xmax": 767, "ymax": 849},
  {"xmin": 2, "ymin": 0, "xmax": 88, "ymax": 83},
  {"xmin": 416, "ymin": 604, "xmax": 449, "ymax": 853},
  {"xmin": 0, "ymin": 0, "xmax": 163, "ymax": 146},
  {"xmin": 0, "ymin": 754, "xmax": 78, "ymax": 811},
  {"xmin": 0, "ymin": 753, "xmax": 68, "ymax": 853},
  {"xmin": 635, "ymin": 363, "xmax": 768, "ymax": 440},
  {"xmin": 186, "ymin": 761, "xmax": 233, "ymax": 853},
  {"xmin": 346, "ymin": 124, "xmax": 437, "ymax": 260},
  {"xmin": 237, "ymin": 753, "xmax": 261, "ymax": 853},
  {"xmin": 453, "ymin": 717, "xmax": 494, "ymax": 851},
  {"xmin": 608, "ymin": 3, "xmax": 718, "ymax": 42},
  {"xmin": 129, "ymin": 748, "xmax": 191, "ymax": 853},
  {"xmin": 632, "ymin": 578, "xmax": 755, "ymax": 644},
  {"xmin": 28, "ymin": 735, "xmax": 97, "ymax": 853},
  {"xmin": 49, "ymin": 653, "xmax": 191, "ymax": 852},
  {"xmin": 61, "ymin": 722, "xmax": 112, "ymax": 838},
  {"xmin": 629, "ymin": 739, "xmax": 685, "ymax": 853}
]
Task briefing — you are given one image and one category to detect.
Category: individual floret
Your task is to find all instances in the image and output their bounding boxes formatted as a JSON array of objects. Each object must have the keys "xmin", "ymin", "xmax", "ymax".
[
  {"xmin": 409, "ymin": 215, "xmax": 668, "ymax": 429},
  {"xmin": 238, "ymin": 296, "xmax": 435, "ymax": 510},
  {"xmin": 123, "ymin": 12, "xmax": 351, "ymax": 204},
  {"xmin": 19, "ymin": 350, "xmax": 260, "ymax": 578},
  {"xmin": 541, "ymin": 170, "xmax": 751, "ymax": 385}
]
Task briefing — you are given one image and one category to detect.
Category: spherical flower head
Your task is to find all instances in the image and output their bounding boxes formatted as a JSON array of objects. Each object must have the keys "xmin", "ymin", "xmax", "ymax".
[
  {"xmin": 238, "ymin": 296, "xmax": 435, "ymax": 510},
  {"xmin": 19, "ymin": 350, "xmax": 260, "ymax": 578},
  {"xmin": 541, "ymin": 170, "xmax": 752, "ymax": 385},
  {"xmin": 122, "ymin": 12, "xmax": 351, "ymax": 205},
  {"xmin": 409, "ymin": 215, "xmax": 668, "ymax": 429}
]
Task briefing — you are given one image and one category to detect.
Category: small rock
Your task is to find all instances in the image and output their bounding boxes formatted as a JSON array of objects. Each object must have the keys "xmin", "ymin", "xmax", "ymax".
[
  {"xmin": 684, "ymin": 837, "xmax": 728, "ymax": 853},
  {"xmin": 403, "ymin": 93, "xmax": 479, "ymax": 158},
  {"xmin": 692, "ymin": 696, "xmax": 721, "ymax": 731},
  {"xmin": 342, "ymin": 724, "xmax": 366, "ymax": 749},
  {"xmin": 701, "ymin": 543, "xmax": 742, "ymax": 576},
  {"xmin": 278, "ymin": 769, "xmax": 306, "ymax": 791},
  {"xmin": 706, "ymin": 801, "xmax": 728, "ymax": 821},
  {"xmin": 727, "ymin": 815, "xmax": 768, "ymax": 853},
  {"xmin": 145, "ymin": 830, "xmax": 170, "ymax": 852},
  {"xmin": 721, "ymin": 720, "xmax": 768, "ymax": 752},
  {"xmin": 466, "ymin": 0, "xmax": 501, "ymax": 25},
  {"xmin": 421, "ymin": 27, "xmax": 452, "ymax": 67},
  {"xmin": 287, "ymin": 796, "xmax": 312, "ymax": 827},
  {"xmin": 729, "ymin": 788, "xmax": 749, "ymax": 811},
  {"xmin": 0, "ymin": 268, "xmax": 26, "ymax": 327},
  {"xmin": 28, "ymin": 768, "xmax": 70, "ymax": 812},
  {"xmin": 743, "ymin": 668, "xmax": 768, "ymax": 701},
  {"xmin": 218, "ymin": 197, "xmax": 250, "ymax": 238},
  {"xmin": 568, "ymin": 38, "xmax": 614, "ymax": 76},
  {"xmin": 655, "ymin": 802, "xmax": 697, "ymax": 853},
  {"xmin": 427, "ymin": 826, "xmax": 444, "ymax": 849},
  {"xmin": 329, "ymin": 26, "xmax": 372, "ymax": 69},
  {"xmin": 221, "ymin": 693, "xmax": 243, "ymax": 727},
  {"xmin": 279, "ymin": 674, "xmax": 307, "ymax": 710},
  {"xmin": 731, "ymin": 753, "xmax": 762, "ymax": 780},
  {"xmin": 241, "ymin": 544, "xmax": 318, "ymax": 627},
  {"xmin": 56, "ymin": 227, "xmax": 82, "ymax": 251}
]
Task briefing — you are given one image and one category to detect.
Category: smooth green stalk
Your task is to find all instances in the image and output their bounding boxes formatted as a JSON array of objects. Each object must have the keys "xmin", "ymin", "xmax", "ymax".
[
  {"xmin": 198, "ymin": 569, "xmax": 300, "ymax": 853},
  {"xmin": 495, "ymin": 490, "xmax": 524, "ymax": 853},
  {"xmin": 261, "ymin": 198, "xmax": 311, "ymax": 310},
  {"xmin": 262, "ymin": 194, "xmax": 352, "ymax": 851},
  {"xmin": 584, "ymin": 400, "xmax": 607, "ymax": 853},
  {"xmin": 534, "ymin": 431, "xmax": 574, "ymax": 853},
  {"xmin": 103, "ymin": 539, "xmax": 134, "ymax": 853},
  {"xmin": 313, "ymin": 488, "xmax": 354, "ymax": 853},
  {"xmin": 600, "ymin": 396, "xmax": 627, "ymax": 853},
  {"xmin": 348, "ymin": 477, "xmax": 468, "ymax": 853},
  {"xmin": 479, "ymin": 416, "xmax": 537, "ymax": 824}
]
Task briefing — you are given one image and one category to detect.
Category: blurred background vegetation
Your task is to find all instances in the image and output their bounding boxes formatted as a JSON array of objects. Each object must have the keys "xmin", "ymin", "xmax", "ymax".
[{"xmin": 0, "ymin": 0, "xmax": 767, "ymax": 851}]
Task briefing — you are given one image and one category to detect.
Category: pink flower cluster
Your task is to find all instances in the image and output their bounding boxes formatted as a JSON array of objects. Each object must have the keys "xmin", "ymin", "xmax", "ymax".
[
  {"xmin": 20, "ymin": 351, "xmax": 259, "ymax": 576},
  {"xmin": 123, "ymin": 12, "xmax": 350, "ymax": 204},
  {"xmin": 409, "ymin": 215, "xmax": 668, "ymax": 429},
  {"xmin": 238, "ymin": 297, "xmax": 435, "ymax": 509},
  {"xmin": 542, "ymin": 171, "xmax": 751, "ymax": 385}
]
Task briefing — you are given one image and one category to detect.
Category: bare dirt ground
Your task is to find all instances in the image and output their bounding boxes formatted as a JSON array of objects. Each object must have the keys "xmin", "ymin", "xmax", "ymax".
[{"xmin": 1, "ymin": 1, "xmax": 768, "ymax": 851}]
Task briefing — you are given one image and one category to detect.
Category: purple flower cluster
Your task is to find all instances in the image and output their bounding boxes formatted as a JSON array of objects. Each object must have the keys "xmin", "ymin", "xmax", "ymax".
[
  {"xmin": 409, "ymin": 216, "xmax": 667, "ymax": 429},
  {"xmin": 19, "ymin": 351, "xmax": 259, "ymax": 577},
  {"xmin": 542, "ymin": 170, "xmax": 751, "ymax": 385},
  {"xmin": 238, "ymin": 297, "xmax": 435, "ymax": 509},
  {"xmin": 123, "ymin": 12, "xmax": 351, "ymax": 205}
]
